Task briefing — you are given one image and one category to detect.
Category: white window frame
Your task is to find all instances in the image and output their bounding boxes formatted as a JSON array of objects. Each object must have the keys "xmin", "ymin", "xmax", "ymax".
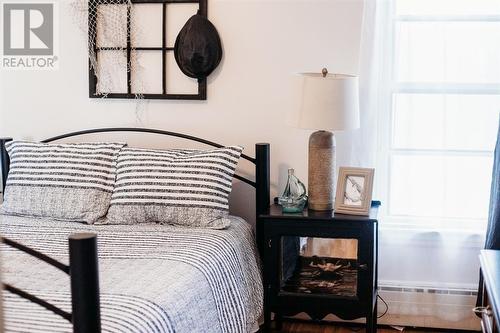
[{"xmin": 376, "ymin": 4, "xmax": 500, "ymax": 233}]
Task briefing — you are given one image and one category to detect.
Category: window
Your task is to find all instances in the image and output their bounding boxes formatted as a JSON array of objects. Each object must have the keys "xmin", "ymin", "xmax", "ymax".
[{"xmin": 378, "ymin": 0, "xmax": 500, "ymax": 231}]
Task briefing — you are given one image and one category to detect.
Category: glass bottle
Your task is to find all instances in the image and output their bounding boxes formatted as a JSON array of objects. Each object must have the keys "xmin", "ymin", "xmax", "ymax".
[{"xmin": 278, "ymin": 168, "xmax": 308, "ymax": 213}]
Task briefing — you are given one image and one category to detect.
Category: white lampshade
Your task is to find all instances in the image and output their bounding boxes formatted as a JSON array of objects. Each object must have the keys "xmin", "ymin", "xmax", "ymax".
[{"xmin": 298, "ymin": 73, "xmax": 360, "ymax": 131}]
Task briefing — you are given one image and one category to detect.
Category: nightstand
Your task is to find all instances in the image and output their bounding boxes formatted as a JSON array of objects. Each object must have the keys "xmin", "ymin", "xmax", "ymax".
[{"xmin": 258, "ymin": 202, "xmax": 380, "ymax": 332}]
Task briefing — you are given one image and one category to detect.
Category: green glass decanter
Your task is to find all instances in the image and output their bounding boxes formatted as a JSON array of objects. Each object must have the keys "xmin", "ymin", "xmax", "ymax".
[{"xmin": 278, "ymin": 168, "xmax": 308, "ymax": 213}]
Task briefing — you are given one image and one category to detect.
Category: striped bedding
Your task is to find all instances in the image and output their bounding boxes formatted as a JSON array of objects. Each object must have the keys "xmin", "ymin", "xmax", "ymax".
[
  {"xmin": 2, "ymin": 141, "xmax": 125, "ymax": 224},
  {"xmin": 106, "ymin": 146, "xmax": 243, "ymax": 229},
  {"xmin": 0, "ymin": 214, "xmax": 263, "ymax": 333}
]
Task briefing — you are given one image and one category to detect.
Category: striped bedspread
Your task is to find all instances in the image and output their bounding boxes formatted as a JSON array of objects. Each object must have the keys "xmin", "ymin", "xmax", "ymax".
[{"xmin": 0, "ymin": 214, "xmax": 263, "ymax": 333}]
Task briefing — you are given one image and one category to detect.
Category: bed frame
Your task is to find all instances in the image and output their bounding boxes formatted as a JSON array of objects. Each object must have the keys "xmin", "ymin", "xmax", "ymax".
[
  {"xmin": 2, "ymin": 234, "xmax": 100, "ymax": 333},
  {"xmin": 0, "ymin": 127, "xmax": 270, "ymax": 333}
]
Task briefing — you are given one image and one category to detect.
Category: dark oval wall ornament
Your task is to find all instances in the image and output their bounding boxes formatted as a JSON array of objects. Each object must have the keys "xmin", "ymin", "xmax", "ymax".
[{"xmin": 174, "ymin": 13, "xmax": 223, "ymax": 80}]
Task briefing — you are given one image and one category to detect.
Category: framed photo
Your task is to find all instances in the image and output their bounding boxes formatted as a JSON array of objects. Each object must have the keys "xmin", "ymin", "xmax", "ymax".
[{"xmin": 334, "ymin": 167, "xmax": 375, "ymax": 216}]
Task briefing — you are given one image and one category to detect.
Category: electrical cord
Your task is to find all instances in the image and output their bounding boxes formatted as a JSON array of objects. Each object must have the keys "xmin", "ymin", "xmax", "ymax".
[{"xmin": 377, "ymin": 294, "xmax": 389, "ymax": 319}]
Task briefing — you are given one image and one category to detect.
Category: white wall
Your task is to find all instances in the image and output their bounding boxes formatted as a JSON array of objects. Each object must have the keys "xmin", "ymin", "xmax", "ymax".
[{"xmin": 0, "ymin": 0, "xmax": 365, "ymax": 221}]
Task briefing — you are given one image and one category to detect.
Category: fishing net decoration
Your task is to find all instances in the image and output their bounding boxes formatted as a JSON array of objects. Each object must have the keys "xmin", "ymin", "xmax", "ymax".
[{"xmin": 71, "ymin": 0, "xmax": 145, "ymax": 98}]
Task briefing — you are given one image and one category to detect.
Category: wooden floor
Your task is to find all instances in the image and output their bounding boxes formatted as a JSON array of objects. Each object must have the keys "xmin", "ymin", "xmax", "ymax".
[{"xmin": 272, "ymin": 322, "xmax": 454, "ymax": 333}]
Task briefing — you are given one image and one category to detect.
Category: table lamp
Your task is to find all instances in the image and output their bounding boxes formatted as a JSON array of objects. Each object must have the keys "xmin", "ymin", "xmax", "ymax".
[{"xmin": 298, "ymin": 68, "xmax": 360, "ymax": 211}]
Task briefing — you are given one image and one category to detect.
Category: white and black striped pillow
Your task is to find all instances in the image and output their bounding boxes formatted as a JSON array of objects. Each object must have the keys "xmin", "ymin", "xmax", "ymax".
[
  {"xmin": 104, "ymin": 146, "xmax": 243, "ymax": 229},
  {"xmin": 1, "ymin": 141, "xmax": 125, "ymax": 224}
]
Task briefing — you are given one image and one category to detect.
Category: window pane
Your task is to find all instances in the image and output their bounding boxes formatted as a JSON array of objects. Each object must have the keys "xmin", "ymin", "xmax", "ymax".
[
  {"xmin": 131, "ymin": 4, "xmax": 162, "ymax": 48},
  {"xmin": 389, "ymin": 154, "xmax": 493, "ymax": 220},
  {"xmin": 96, "ymin": 4, "xmax": 127, "ymax": 48},
  {"xmin": 166, "ymin": 3, "xmax": 198, "ymax": 48},
  {"xmin": 396, "ymin": 22, "xmax": 500, "ymax": 83},
  {"xmin": 96, "ymin": 51, "xmax": 127, "ymax": 93},
  {"xmin": 165, "ymin": 52, "xmax": 198, "ymax": 94},
  {"xmin": 393, "ymin": 94, "xmax": 500, "ymax": 151},
  {"xmin": 131, "ymin": 51, "xmax": 163, "ymax": 94},
  {"xmin": 396, "ymin": 0, "xmax": 500, "ymax": 16}
]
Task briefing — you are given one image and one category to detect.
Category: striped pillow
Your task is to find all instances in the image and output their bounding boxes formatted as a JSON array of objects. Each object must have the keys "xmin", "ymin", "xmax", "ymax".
[
  {"xmin": 104, "ymin": 146, "xmax": 243, "ymax": 229},
  {"xmin": 1, "ymin": 141, "xmax": 125, "ymax": 224}
]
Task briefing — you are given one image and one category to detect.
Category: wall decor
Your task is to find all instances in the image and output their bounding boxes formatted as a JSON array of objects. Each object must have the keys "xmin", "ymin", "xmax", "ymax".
[
  {"xmin": 334, "ymin": 167, "xmax": 374, "ymax": 216},
  {"xmin": 174, "ymin": 12, "xmax": 222, "ymax": 79},
  {"xmin": 87, "ymin": 0, "xmax": 218, "ymax": 100},
  {"xmin": 278, "ymin": 168, "xmax": 307, "ymax": 213}
]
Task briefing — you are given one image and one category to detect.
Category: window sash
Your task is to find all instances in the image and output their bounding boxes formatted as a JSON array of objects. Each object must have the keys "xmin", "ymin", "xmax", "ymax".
[
  {"xmin": 377, "ymin": 5, "xmax": 498, "ymax": 231},
  {"xmin": 395, "ymin": 15, "xmax": 500, "ymax": 22},
  {"xmin": 393, "ymin": 83, "xmax": 500, "ymax": 95}
]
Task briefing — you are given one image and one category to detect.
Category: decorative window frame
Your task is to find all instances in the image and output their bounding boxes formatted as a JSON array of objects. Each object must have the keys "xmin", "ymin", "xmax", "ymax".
[{"xmin": 88, "ymin": 0, "xmax": 207, "ymax": 100}]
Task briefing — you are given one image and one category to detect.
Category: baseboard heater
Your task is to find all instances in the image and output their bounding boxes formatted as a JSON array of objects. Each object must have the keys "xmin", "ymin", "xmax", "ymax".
[
  {"xmin": 287, "ymin": 285, "xmax": 481, "ymax": 331},
  {"xmin": 376, "ymin": 285, "xmax": 480, "ymax": 331}
]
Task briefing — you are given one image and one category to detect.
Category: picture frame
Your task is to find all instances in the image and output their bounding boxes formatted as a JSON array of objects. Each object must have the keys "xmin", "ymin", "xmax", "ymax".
[{"xmin": 334, "ymin": 167, "xmax": 375, "ymax": 216}]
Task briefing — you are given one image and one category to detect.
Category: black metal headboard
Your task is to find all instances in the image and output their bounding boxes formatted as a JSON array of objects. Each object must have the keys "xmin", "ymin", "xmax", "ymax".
[{"xmin": 0, "ymin": 127, "xmax": 270, "ymax": 216}]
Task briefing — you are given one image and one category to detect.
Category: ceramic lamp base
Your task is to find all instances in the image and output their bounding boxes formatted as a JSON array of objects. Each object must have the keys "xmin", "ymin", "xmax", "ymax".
[{"xmin": 307, "ymin": 130, "xmax": 335, "ymax": 211}]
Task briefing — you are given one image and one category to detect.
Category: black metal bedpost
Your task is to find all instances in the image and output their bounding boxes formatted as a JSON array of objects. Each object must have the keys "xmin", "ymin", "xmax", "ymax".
[
  {"xmin": 69, "ymin": 233, "xmax": 101, "ymax": 333},
  {"xmin": 1, "ymin": 138, "xmax": 13, "ymax": 196},
  {"xmin": 255, "ymin": 143, "xmax": 270, "ymax": 256}
]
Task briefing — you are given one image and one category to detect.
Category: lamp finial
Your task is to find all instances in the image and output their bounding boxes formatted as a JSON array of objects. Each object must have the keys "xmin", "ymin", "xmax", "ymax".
[{"xmin": 321, "ymin": 68, "xmax": 328, "ymax": 77}]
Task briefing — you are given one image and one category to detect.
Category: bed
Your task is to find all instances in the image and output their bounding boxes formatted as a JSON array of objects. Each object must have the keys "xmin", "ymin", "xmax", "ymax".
[{"xmin": 0, "ymin": 128, "xmax": 270, "ymax": 333}]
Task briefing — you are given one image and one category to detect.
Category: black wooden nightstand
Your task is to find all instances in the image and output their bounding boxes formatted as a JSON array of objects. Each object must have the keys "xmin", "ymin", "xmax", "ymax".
[{"xmin": 257, "ymin": 202, "xmax": 380, "ymax": 332}]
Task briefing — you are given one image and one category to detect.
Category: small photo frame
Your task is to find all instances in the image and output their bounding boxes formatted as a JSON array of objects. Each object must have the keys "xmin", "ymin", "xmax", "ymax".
[{"xmin": 334, "ymin": 167, "xmax": 375, "ymax": 216}]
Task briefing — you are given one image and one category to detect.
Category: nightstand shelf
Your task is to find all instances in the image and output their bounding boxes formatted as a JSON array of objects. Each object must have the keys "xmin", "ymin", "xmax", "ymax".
[{"xmin": 258, "ymin": 203, "xmax": 380, "ymax": 332}]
